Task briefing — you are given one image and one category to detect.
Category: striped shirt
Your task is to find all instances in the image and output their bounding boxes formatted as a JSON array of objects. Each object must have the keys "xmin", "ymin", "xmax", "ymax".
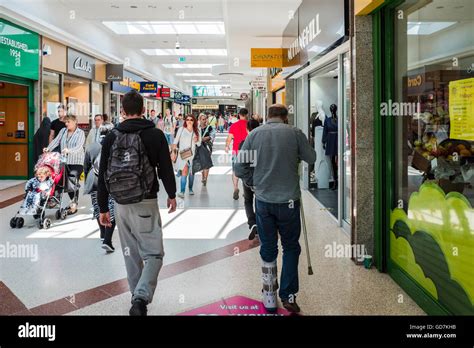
[{"xmin": 47, "ymin": 127, "xmax": 85, "ymax": 165}]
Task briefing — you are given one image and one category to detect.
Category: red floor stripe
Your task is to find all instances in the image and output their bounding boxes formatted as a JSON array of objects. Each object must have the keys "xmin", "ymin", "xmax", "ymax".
[{"xmin": 13, "ymin": 238, "xmax": 259, "ymax": 315}]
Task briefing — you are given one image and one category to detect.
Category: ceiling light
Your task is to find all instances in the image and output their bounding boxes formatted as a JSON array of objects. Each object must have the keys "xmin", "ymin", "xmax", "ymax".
[
  {"xmin": 102, "ymin": 21, "xmax": 225, "ymax": 35},
  {"xmin": 163, "ymin": 64, "xmax": 215, "ymax": 69},
  {"xmin": 407, "ymin": 21, "xmax": 456, "ymax": 35},
  {"xmin": 142, "ymin": 49, "xmax": 227, "ymax": 56},
  {"xmin": 111, "ymin": 5, "xmax": 119, "ymax": 8},
  {"xmin": 176, "ymin": 73, "xmax": 214, "ymax": 76},
  {"xmin": 130, "ymin": 5, "xmax": 138, "ymax": 9}
]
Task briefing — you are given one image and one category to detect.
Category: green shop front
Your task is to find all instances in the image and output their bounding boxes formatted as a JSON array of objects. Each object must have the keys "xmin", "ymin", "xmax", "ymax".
[
  {"xmin": 370, "ymin": 0, "xmax": 474, "ymax": 315},
  {"xmin": 0, "ymin": 19, "xmax": 39, "ymax": 179}
]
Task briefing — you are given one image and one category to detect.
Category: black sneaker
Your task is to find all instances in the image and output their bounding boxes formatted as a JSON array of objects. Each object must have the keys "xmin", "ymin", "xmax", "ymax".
[
  {"xmin": 248, "ymin": 224, "xmax": 257, "ymax": 240},
  {"xmin": 233, "ymin": 189, "xmax": 239, "ymax": 200},
  {"xmin": 129, "ymin": 298, "xmax": 147, "ymax": 316},
  {"xmin": 101, "ymin": 242, "xmax": 115, "ymax": 253},
  {"xmin": 282, "ymin": 300, "xmax": 301, "ymax": 313}
]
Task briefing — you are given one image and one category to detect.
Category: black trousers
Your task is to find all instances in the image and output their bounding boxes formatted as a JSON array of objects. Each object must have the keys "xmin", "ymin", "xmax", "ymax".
[
  {"xmin": 67, "ymin": 164, "xmax": 83, "ymax": 203},
  {"xmin": 243, "ymin": 183, "xmax": 256, "ymax": 228}
]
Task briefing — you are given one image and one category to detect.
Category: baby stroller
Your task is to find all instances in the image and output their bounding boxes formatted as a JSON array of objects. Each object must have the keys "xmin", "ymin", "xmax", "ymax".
[{"xmin": 10, "ymin": 152, "xmax": 71, "ymax": 229}]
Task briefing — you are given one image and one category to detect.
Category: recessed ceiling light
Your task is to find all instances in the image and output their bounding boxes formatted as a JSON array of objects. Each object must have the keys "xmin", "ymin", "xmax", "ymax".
[
  {"xmin": 102, "ymin": 21, "xmax": 225, "ymax": 35},
  {"xmin": 176, "ymin": 73, "xmax": 214, "ymax": 76},
  {"xmin": 163, "ymin": 64, "xmax": 215, "ymax": 69},
  {"xmin": 111, "ymin": 5, "xmax": 119, "ymax": 8},
  {"xmin": 454, "ymin": 5, "xmax": 464, "ymax": 9},
  {"xmin": 436, "ymin": 6, "xmax": 444, "ymax": 9},
  {"xmin": 130, "ymin": 5, "xmax": 138, "ymax": 9},
  {"xmin": 148, "ymin": 5, "xmax": 156, "ymax": 8},
  {"xmin": 142, "ymin": 49, "xmax": 227, "ymax": 56}
]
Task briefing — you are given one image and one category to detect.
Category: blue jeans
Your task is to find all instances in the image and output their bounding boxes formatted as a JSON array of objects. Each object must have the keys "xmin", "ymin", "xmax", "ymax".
[
  {"xmin": 180, "ymin": 173, "xmax": 194, "ymax": 193},
  {"xmin": 256, "ymin": 199, "xmax": 301, "ymax": 301},
  {"xmin": 164, "ymin": 133, "xmax": 173, "ymax": 145}
]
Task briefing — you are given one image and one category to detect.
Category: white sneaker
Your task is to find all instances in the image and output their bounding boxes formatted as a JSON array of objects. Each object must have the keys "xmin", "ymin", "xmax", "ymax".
[
  {"xmin": 177, "ymin": 192, "xmax": 185, "ymax": 198},
  {"xmin": 189, "ymin": 190, "xmax": 195, "ymax": 195}
]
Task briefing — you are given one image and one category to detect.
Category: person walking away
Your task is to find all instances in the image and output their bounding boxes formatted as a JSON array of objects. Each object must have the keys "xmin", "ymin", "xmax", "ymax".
[
  {"xmin": 33, "ymin": 116, "xmax": 51, "ymax": 163},
  {"xmin": 237, "ymin": 119, "xmax": 260, "ymax": 242},
  {"xmin": 157, "ymin": 113, "xmax": 164, "ymax": 131},
  {"xmin": 171, "ymin": 114, "xmax": 201, "ymax": 198},
  {"xmin": 84, "ymin": 125, "xmax": 116, "ymax": 252},
  {"xmin": 198, "ymin": 113, "xmax": 216, "ymax": 186},
  {"xmin": 97, "ymin": 90, "xmax": 177, "ymax": 316},
  {"xmin": 86, "ymin": 114, "xmax": 104, "ymax": 147},
  {"xmin": 208, "ymin": 113, "xmax": 217, "ymax": 130},
  {"xmin": 225, "ymin": 108, "xmax": 249, "ymax": 200},
  {"xmin": 44, "ymin": 115, "xmax": 85, "ymax": 215},
  {"xmin": 234, "ymin": 104, "xmax": 316, "ymax": 314},
  {"xmin": 49, "ymin": 104, "xmax": 67, "ymax": 152},
  {"xmin": 163, "ymin": 109, "xmax": 176, "ymax": 145}
]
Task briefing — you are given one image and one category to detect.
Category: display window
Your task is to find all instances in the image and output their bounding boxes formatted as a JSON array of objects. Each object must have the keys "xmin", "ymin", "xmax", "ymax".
[
  {"xmin": 389, "ymin": 0, "xmax": 474, "ymax": 315},
  {"xmin": 42, "ymin": 70, "xmax": 61, "ymax": 121},
  {"xmin": 92, "ymin": 82, "xmax": 104, "ymax": 116},
  {"xmin": 63, "ymin": 75, "xmax": 90, "ymax": 125}
]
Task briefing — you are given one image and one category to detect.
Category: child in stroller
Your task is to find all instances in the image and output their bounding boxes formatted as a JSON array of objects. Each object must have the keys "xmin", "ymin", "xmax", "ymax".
[
  {"xmin": 19, "ymin": 166, "xmax": 54, "ymax": 215},
  {"xmin": 10, "ymin": 152, "xmax": 68, "ymax": 229}
]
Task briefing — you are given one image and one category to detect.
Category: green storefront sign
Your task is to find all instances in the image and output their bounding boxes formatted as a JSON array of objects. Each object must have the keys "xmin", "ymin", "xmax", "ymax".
[{"xmin": 0, "ymin": 20, "xmax": 40, "ymax": 80}]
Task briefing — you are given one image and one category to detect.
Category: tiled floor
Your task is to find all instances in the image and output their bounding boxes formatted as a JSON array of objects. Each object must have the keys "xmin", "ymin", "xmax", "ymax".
[{"xmin": 0, "ymin": 132, "xmax": 425, "ymax": 316}]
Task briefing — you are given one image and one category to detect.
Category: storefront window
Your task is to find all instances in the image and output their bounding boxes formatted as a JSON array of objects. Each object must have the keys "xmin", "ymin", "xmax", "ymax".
[
  {"xmin": 42, "ymin": 71, "xmax": 60, "ymax": 121},
  {"xmin": 92, "ymin": 82, "xmax": 103, "ymax": 116},
  {"xmin": 63, "ymin": 75, "xmax": 90, "ymax": 125},
  {"xmin": 342, "ymin": 53, "xmax": 351, "ymax": 224},
  {"xmin": 391, "ymin": 0, "xmax": 474, "ymax": 315}
]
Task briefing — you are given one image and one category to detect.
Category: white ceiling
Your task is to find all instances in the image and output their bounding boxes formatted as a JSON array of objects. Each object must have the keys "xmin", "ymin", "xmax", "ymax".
[{"xmin": 1, "ymin": 0, "xmax": 301, "ymax": 97}]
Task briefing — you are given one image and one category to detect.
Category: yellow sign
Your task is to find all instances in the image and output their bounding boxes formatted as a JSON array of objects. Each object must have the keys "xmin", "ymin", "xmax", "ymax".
[
  {"xmin": 192, "ymin": 104, "xmax": 219, "ymax": 110},
  {"xmin": 355, "ymin": 0, "xmax": 385, "ymax": 15},
  {"xmin": 408, "ymin": 75, "xmax": 422, "ymax": 87},
  {"xmin": 251, "ymin": 48, "xmax": 287, "ymax": 68},
  {"xmin": 449, "ymin": 77, "xmax": 474, "ymax": 141}
]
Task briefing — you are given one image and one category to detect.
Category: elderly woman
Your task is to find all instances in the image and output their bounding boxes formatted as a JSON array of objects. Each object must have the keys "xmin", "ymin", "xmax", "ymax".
[{"xmin": 44, "ymin": 115, "xmax": 85, "ymax": 215}]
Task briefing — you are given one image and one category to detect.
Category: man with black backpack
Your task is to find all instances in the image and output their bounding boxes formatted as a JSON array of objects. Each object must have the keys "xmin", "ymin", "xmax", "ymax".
[{"xmin": 97, "ymin": 90, "xmax": 177, "ymax": 316}]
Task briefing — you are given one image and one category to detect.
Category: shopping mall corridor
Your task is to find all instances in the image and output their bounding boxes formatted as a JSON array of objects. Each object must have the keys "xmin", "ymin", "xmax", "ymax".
[{"xmin": 0, "ymin": 132, "xmax": 424, "ymax": 315}]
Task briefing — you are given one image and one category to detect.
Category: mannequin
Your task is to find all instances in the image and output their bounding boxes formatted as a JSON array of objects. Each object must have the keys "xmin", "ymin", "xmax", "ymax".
[
  {"xmin": 313, "ymin": 100, "xmax": 331, "ymax": 188},
  {"xmin": 323, "ymin": 104, "xmax": 338, "ymax": 190}
]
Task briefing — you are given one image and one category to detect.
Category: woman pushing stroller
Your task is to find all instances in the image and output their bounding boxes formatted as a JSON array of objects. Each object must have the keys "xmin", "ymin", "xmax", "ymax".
[{"xmin": 44, "ymin": 115, "xmax": 85, "ymax": 215}]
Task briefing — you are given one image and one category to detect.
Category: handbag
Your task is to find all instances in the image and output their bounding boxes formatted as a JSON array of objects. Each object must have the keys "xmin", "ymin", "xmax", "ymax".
[{"xmin": 179, "ymin": 130, "xmax": 194, "ymax": 160}]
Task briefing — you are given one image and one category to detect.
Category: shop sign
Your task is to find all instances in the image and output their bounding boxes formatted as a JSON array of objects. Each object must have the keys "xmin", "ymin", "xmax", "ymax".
[
  {"xmin": 282, "ymin": 0, "xmax": 347, "ymax": 71},
  {"xmin": 240, "ymin": 92, "xmax": 249, "ymax": 101},
  {"xmin": 112, "ymin": 70, "xmax": 143, "ymax": 93},
  {"xmin": 175, "ymin": 94, "xmax": 190, "ymax": 103},
  {"xmin": 161, "ymin": 88, "xmax": 171, "ymax": 98},
  {"xmin": 449, "ymin": 77, "xmax": 474, "ymax": 141},
  {"xmin": 251, "ymin": 48, "xmax": 289, "ymax": 68},
  {"xmin": 192, "ymin": 98, "xmax": 197, "ymax": 104},
  {"xmin": 192, "ymin": 104, "xmax": 219, "ymax": 110},
  {"xmin": 251, "ymin": 80, "xmax": 266, "ymax": 90},
  {"xmin": 174, "ymin": 91, "xmax": 183, "ymax": 100},
  {"xmin": 106, "ymin": 64, "xmax": 123, "ymax": 81},
  {"xmin": 0, "ymin": 20, "xmax": 40, "ymax": 80},
  {"xmin": 140, "ymin": 81, "xmax": 158, "ymax": 93},
  {"xmin": 67, "ymin": 48, "xmax": 95, "ymax": 79}
]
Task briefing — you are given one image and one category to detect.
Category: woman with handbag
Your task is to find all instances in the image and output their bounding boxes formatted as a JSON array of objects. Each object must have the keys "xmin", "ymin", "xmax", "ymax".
[{"xmin": 171, "ymin": 114, "xmax": 201, "ymax": 198}]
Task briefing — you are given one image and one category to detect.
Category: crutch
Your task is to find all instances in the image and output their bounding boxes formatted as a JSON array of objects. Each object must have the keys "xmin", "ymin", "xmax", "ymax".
[{"xmin": 300, "ymin": 196, "xmax": 313, "ymax": 275}]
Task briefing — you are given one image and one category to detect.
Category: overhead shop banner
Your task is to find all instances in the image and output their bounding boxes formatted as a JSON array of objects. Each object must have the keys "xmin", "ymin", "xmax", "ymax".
[
  {"xmin": 449, "ymin": 77, "xmax": 474, "ymax": 141},
  {"xmin": 0, "ymin": 19, "xmax": 40, "ymax": 80},
  {"xmin": 106, "ymin": 64, "xmax": 124, "ymax": 81},
  {"xmin": 140, "ymin": 81, "xmax": 158, "ymax": 93},
  {"xmin": 112, "ymin": 70, "xmax": 142, "ymax": 93},
  {"xmin": 250, "ymin": 48, "xmax": 289, "ymax": 68},
  {"xmin": 67, "ymin": 48, "xmax": 95, "ymax": 79},
  {"xmin": 282, "ymin": 0, "xmax": 348, "ymax": 72}
]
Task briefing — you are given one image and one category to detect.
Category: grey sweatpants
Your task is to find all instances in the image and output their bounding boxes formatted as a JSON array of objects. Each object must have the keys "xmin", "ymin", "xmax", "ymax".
[{"xmin": 115, "ymin": 199, "xmax": 164, "ymax": 304}]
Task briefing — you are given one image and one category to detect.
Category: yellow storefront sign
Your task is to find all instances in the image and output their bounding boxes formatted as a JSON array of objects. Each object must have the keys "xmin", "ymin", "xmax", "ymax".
[
  {"xmin": 449, "ymin": 77, "xmax": 474, "ymax": 141},
  {"xmin": 251, "ymin": 48, "xmax": 287, "ymax": 68},
  {"xmin": 355, "ymin": 0, "xmax": 385, "ymax": 15},
  {"xmin": 192, "ymin": 104, "xmax": 219, "ymax": 110}
]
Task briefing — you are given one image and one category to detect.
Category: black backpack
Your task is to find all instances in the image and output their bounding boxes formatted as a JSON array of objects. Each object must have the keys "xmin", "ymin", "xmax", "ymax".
[{"xmin": 105, "ymin": 129, "xmax": 155, "ymax": 204}]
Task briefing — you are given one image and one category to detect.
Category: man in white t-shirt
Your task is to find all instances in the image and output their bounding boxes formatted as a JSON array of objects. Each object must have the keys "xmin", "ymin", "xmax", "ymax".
[{"xmin": 163, "ymin": 108, "xmax": 176, "ymax": 144}]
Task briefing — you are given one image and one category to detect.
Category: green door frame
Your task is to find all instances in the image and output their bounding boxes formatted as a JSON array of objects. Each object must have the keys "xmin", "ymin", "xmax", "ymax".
[
  {"xmin": 0, "ymin": 73, "xmax": 36, "ymax": 180},
  {"xmin": 372, "ymin": 0, "xmax": 451, "ymax": 315}
]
